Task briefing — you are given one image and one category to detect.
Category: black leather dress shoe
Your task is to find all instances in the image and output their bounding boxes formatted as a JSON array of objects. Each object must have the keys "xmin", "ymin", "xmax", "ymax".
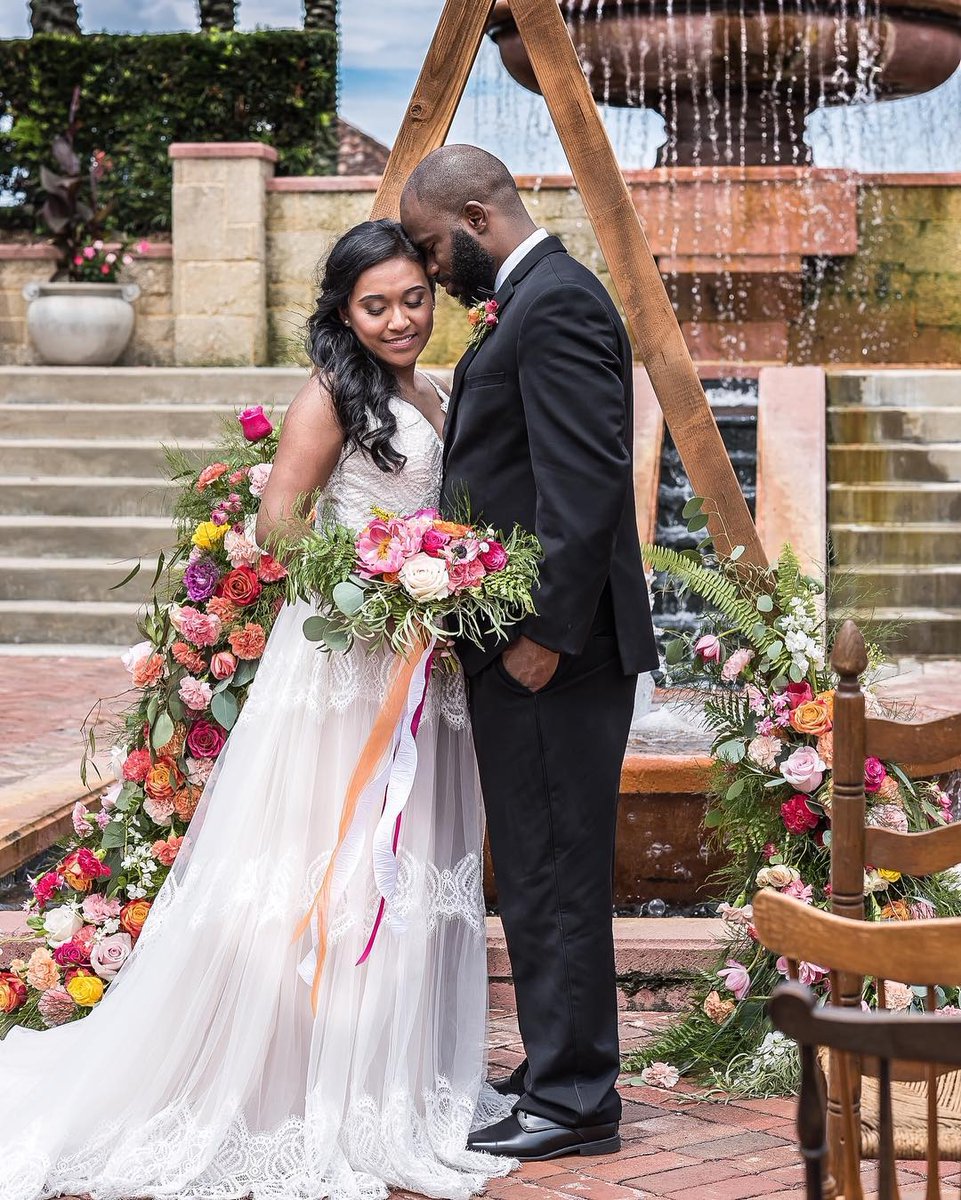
[
  {"xmin": 467, "ymin": 1110, "xmax": 620, "ymax": 1161},
  {"xmin": 488, "ymin": 1065, "xmax": 526, "ymax": 1097}
]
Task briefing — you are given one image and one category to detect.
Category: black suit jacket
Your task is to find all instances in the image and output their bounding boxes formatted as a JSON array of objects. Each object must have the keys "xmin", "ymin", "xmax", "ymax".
[{"xmin": 441, "ymin": 236, "xmax": 658, "ymax": 678}]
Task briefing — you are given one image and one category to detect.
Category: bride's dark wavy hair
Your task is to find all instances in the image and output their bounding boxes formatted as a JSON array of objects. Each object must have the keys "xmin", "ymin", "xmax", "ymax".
[{"xmin": 305, "ymin": 218, "xmax": 432, "ymax": 474}]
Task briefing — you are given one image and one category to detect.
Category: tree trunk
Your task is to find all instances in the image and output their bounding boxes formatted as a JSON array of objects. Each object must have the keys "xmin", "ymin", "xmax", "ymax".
[
  {"xmin": 29, "ymin": 0, "xmax": 81, "ymax": 35},
  {"xmin": 197, "ymin": 0, "xmax": 237, "ymax": 31},
  {"xmin": 304, "ymin": 0, "xmax": 337, "ymax": 32}
]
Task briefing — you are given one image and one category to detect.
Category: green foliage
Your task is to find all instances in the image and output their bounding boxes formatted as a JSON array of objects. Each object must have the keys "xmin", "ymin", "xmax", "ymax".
[{"xmin": 0, "ymin": 30, "xmax": 337, "ymax": 235}]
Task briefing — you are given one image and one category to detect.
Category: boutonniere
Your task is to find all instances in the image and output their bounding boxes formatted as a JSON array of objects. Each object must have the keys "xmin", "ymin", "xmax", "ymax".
[{"xmin": 466, "ymin": 298, "xmax": 498, "ymax": 349}]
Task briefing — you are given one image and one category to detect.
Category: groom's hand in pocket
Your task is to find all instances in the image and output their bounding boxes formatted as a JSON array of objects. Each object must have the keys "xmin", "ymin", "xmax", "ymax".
[{"xmin": 502, "ymin": 636, "xmax": 560, "ymax": 692}]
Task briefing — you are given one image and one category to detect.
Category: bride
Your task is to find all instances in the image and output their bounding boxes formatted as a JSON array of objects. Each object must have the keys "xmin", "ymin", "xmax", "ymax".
[{"xmin": 0, "ymin": 219, "xmax": 516, "ymax": 1200}]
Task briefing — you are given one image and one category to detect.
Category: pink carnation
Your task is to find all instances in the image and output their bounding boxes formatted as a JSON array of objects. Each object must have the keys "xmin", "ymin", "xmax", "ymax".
[
  {"xmin": 224, "ymin": 530, "xmax": 261, "ymax": 568},
  {"xmin": 179, "ymin": 675, "xmax": 213, "ymax": 712},
  {"xmin": 71, "ymin": 802, "xmax": 93, "ymax": 836},
  {"xmin": 81, "ymin": 893, "xmax": 122, "ymax": 925},
  {"xmin": 721, "ymin": 647, "xmax": 754, "ymax": 682},
  {"xmin": 171, "ymin": 605, "xmax": 222, "ymax": 648},
  {"xmin": 38, "ymin": 985, "xmax": 77, "ymax": 1027},
  {"xmin": 32, "ymin": 871, "xmax": 65, "ymax": 907},
  {"xmin": 448, "ymin": 557, "xmax": 487, "ymax": 592},
  {"xmin": 247, "ymin": 462, "xmax": 272, "ymax": 498}
]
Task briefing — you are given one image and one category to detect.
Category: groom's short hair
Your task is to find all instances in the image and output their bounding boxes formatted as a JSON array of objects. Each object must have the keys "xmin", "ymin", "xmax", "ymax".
[{"xmin": 404, "ymin": 145, "xmax": 524, "ymax": 218}]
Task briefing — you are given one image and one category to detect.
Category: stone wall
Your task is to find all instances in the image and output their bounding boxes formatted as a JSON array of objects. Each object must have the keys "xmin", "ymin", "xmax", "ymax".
[
  {"xmin": 3, "ymin": 144, "xmax": 961, "ymax": 369},
  {"xmin": 0, "ymin": 244, "xmax": 173, "ymax": 366}
]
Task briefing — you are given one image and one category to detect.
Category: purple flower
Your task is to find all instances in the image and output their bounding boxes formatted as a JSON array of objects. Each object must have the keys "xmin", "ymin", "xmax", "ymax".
[
  {"xmin": 184, "ymin": 557, "xmax": 221, "ymax": 602},
  {"xmin": 717, "ymin": 958, "xmax": 752, "ymax": 1000}
]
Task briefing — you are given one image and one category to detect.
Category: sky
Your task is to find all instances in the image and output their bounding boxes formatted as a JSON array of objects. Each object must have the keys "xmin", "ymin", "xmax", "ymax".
[{"xmin": 1, "ymin": 0, "xmax": 959, "ymax": 173}]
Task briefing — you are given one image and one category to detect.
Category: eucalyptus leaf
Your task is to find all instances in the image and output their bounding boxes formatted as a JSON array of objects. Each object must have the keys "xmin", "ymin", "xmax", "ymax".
[
  {"xmin": 681, "ymin": 496, "xmax": 705, "ymax": 518},
  {"xmin": 323, "ymin": 627, "xmax": 352, "ymax": 653},
  {"xmin": 716, "ymin": 739, "xmax": 746, "ymax": 764},
  {"xmin": 233, "ymin": 659, "xmax": 259, "ymax": 687},
  {"xmin": 726, "ymin": 779, "xmax": 745, "ymax": 800},
  {"xmin": 211, "ymin": 689, "xmax": 239, "ymax": 731},
  {"xmin": 687, "ymin": 513, "xmax": 710, "ymax": 533},
  {"xmin": 150, "ymin": 711, "xmax": 175, "ymax": 751},
  {"xmin": 703, "ymin": 808, "xmax": 724, "ymax": 828},
  {"xmin": 303, "ymin": 615, "xmax": 333, "ymax": 643},
  {"xmin": 729, "ymin": 545, "xmax": 745, "ymax": 561},
  {"xmin": 789, "ymin": 662, "xmax": 805, "ymax": 683},
  {"xmin": 146, "ymin": 695, "xmax": 160, "ymax": 725},
  {"xmin": 332, "ymin": 580, "xmax": 366, "ymax": 617},
  {"xmin": 665, "ymin": 638, "xmax": 687, "ymax": 666},
  {"xmin": 167, "ymin": 694, "xmax": 185, "ymax": 722},
  {"xmin": 756, "ymin": 594, "xmax": 774, "ymax": 613}
]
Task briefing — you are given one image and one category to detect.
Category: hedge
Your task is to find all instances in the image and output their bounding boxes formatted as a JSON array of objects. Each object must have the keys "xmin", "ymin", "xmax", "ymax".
[{"xmin": 0, "ymin": 29, "xmax": 338, "ymax": 234}]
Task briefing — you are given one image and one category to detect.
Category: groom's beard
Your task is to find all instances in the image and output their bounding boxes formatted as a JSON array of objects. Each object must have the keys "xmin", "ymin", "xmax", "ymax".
[{"xmin": 447, "ymin": 229, "xmax": 498, "ymax": 308}]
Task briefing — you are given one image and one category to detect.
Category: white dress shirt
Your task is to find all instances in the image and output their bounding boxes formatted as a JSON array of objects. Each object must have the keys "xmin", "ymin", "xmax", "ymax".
[{"xmin": 494, "ymin": 228, "xmax": 551, "ymax": 292}]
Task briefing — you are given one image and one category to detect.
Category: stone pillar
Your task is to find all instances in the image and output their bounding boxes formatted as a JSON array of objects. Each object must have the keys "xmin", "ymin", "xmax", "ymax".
[{"xmin": 169, "ymin": 142, "xmax": 277, "ymax": 366}]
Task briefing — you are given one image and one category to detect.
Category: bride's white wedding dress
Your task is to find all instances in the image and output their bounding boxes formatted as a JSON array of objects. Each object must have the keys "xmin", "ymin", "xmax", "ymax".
[{"xmin": 0, "ymin": 393, "xmax": 515, "ymax": 1200}]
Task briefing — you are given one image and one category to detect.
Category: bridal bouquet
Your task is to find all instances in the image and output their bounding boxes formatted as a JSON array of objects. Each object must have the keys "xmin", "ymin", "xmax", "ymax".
[{"xmin": 284, "ymin": 506, "xmax": 541, "ymax": 660}]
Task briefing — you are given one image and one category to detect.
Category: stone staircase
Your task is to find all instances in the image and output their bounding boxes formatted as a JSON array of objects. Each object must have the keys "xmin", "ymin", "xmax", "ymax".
[
  {"xmin": 828, "ymin": 370, "xmax": 961, "ymax": 657},
  {"xmin": 0, "ymin": 368, "xmax": 301, "ymax": 647}
]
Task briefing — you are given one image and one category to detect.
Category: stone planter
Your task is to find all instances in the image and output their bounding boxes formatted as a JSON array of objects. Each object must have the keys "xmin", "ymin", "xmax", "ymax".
[{"xmin": 22, "ymin": 281, "xmax": 141, "ymax": 366}]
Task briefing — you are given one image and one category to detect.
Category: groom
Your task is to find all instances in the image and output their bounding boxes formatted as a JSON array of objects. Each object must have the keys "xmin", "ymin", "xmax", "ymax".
[{"xmin": 401, "ymin": 146, "xmax": 658, "ymax": 1161}]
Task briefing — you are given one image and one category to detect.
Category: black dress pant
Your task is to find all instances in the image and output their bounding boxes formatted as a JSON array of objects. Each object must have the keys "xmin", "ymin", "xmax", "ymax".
[{"xmin": 468, "ymin": 614, "xmax": 636, "ymax": 1128}]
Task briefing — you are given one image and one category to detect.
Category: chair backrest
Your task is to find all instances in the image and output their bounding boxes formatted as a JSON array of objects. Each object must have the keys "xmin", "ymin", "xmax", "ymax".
[
  {"xmin": 755, "ymin": 889, "xmax": 961, "ymax": 1200},
  {"xmin": 769, "ymin": 980, "xmax": 961, "ymax": 1200}
]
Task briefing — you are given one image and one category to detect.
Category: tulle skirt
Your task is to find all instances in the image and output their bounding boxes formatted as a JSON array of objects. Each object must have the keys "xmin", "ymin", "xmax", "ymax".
[{"xmin": 0, "ymin": 600, "xmax": 514, "ymax": 1200}]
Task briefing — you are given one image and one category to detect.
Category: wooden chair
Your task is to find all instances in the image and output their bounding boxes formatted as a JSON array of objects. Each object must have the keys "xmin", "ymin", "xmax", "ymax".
[
  {"xmin": 769, "ymin": 978, "xmax": 961, "ymax": 1200},
  {"xmin": 756, "ymin": 889, "xmax": 961, "ymax": 1199}
]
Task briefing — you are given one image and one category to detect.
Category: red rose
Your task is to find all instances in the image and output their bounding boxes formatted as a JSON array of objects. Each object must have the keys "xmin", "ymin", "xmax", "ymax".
[
  {"xmin": 238, "ymin": 405, "xmax": 273, "ymax": 442},
  {"xmin": 53, "ymin": 938, "xmax": 91, "ymax": 967},
  {"xmin": 216, "ymin": 566, "xmax": 263, "ymax": 608},
  {"xmin": 780, "ymin": 794, "xmax": 820, "ymax": 835},
  {"xmin": 122, "ymin": 747, "xmax": 151, "ymax": 783},
  {"xmin": 0, "ymin": 972, "xmax": 27, "ymax": 1014},
  {"xmin": 186, "ymin": 719, "xmax": 227, "ymax": 759},
  {"xmin": 479, "ymin": 540, "xmax": 508, "ymax": 572},
  {"xmin": 421, "ymin": 528, "xmax": 451, "ymax": 557},
  {"xmin": 864, "ymin": 756, "xmax": 888, "ymax": 794},
  {"xmin": 784, "ymin": 682, "xmax": 814, "ymax": 710}
]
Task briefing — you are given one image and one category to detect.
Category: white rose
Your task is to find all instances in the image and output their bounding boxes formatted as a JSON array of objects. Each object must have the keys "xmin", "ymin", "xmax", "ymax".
[
  {"xmin": 398, "ymin": 552, "xmax": 451, "ymax": 602},
  {"xmin": 756, "ymin": 864, "xmax": 799, "ymax": 889},
  {"xmin": 43, "ymin": 906, "xmax": 83, "ymax": 947}
]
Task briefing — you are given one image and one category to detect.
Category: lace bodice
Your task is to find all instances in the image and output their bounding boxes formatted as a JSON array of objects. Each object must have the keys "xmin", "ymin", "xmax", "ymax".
[{"xmin": 320, "ymin": 392, "xmax": 445, "ymax": 530}]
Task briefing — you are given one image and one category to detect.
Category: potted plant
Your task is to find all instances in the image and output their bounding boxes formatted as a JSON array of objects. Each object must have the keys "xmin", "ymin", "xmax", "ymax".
[{"xmin": 22, "ymin": 88, "xmax": 146, "ymax": 366}]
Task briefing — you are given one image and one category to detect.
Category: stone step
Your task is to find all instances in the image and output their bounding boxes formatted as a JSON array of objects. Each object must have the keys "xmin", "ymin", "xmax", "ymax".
[
  {"xmin": 0, "ymin": 599, "xmax": 142, "ymax": 644},
  {"xmin": 0, "ymin": 365, "xmax": 305, "ymax": 406},
  {"xmin": 828, "ymin": 482, "xmax": 961, "ymax": 524},
  {"xmin": 0, "ymin": 476, "xmax": 176, "ymax": 517},
  {"xmin": 0, "ymin": 515, "xmax": 175, "ymax": 558},
  {"xmin": 0, "ymin": 556, "xmax": 157, "ymax": 602},
  {"xmin": 830, "ymin": 608, "xmax": 961, "ymax": 657},
  {"xmin": 0, "ymin": 438, "xmax": 207, "ymax": 478},
  {"xmin": 828, "ymin": 370, "xmax": 961, "ymax": 409},
  {"xmin": 828, "ymin": 405, "xmax": 961, "ymax": 444},
  {"xmin": 831, "ymin": 565, "xmax": 961, "ymax": 609},
  {"xmin": 830, "ymin": 522, "xmax": 961, "ymax": 565},
  {"xmin": 0, "ymin": 402, "xmax": 265, "ymax": 440},
  {"xmin": 829, "ymin": 443, "xmax": 961, "ymax": 484}
]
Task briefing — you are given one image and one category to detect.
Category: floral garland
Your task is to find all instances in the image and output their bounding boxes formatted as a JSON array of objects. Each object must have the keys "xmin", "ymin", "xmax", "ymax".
[
  {"xmin": 0, "ymin": 407, "xmax": 284, "ymax": 1034},
  {"xmin": 629, "ymin": 499, "xmax": 961, "ymax": 1096}
]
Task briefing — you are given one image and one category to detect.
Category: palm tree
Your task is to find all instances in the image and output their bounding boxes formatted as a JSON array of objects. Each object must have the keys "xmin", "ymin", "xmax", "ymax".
[
  {"xmin": 304, "ymin": 0, "xmax": 337, "ymax": 32},
  {"xmin": 29, "ymin": 0, "xmax": 81, "ymax": 34},
  {"xmin": 197, "ymin": 0, "xmax": 236, "ymax": 31}
]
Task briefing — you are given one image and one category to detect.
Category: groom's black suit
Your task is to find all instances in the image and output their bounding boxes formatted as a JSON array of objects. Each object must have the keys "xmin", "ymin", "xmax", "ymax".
[{"xmin": 441, "ymin": 236, "xmax": 658, "ymax": 1129}]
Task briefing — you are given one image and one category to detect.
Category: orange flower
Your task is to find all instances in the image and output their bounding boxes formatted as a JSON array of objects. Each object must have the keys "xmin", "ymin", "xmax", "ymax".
[
  {"xmin": 790, "ymin": 700, "xmax": 832, "ymax": 738},
  {"xmin": 432, "ymin": 521, "xmax": 471, "ymax": 537},
  {"xmin": 228, "ymin": 622, "xmax": 266, "ymax": 660},
  {"xmin": 120, "ymin": 899, "xmax": 152, "ymax": 938},
  {"xmin": 816, "ymin": 731, "xmax": 833, "ymax": 769},
  {"xmin": 131, "ymin": 654, "xmax": 165, "ymax": 688},
  {"xmin": 195, "ymin": 462, "xmax": 229, "ymax": 492},
  {"xmin": 207, "ymin": 596, "xmax": 239, "ymax": 625},
  {"xmin": 880, "ymin": 900, "xmax": 912, "ymax": 922},
  {"xmin": 172, "ymin": 640, "xmax": 206, "ymax": 674},
  {"xmin": 144, "ymin": 757, "xmax": 182, "ymax": 804},
  {"xmin": 817, "ymin": 689, "xmax": 835, "ymax": 719},
  {"xmin": 173, "ymin": 785, "xmax": 201, "ymax": 822}
]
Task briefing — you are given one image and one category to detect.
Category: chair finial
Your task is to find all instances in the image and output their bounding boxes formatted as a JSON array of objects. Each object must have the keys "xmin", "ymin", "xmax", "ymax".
[{"xmin": 831, "ymin": 619, "xmax": 868, "ymax": 679}]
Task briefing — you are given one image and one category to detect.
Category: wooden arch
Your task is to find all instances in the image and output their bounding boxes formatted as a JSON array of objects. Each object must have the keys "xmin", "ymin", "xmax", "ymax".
[{"xmin": 370, "ymin": 0, "xmax": 765, "ymax": 567}]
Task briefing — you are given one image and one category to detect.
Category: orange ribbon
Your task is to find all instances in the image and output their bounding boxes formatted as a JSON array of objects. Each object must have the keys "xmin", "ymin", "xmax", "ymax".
[{"xmin": 293, "ymin": 637, "xmax": 426, "ymax": 1016}]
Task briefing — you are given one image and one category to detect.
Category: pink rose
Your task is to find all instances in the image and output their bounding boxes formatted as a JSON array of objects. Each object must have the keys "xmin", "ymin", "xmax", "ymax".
[
  {"xmin": 187, "ymin": 719, "xmax": 227, "ymax": 759},
  {"xmin": 81, "ymin": 894, "xmax": 122, "ymax": 925},
  {"xmin": 421, "ymin": 528, "xmax": 451, "ymax": 557},
  {"xmin": 784, "ymin": 681, "xmax": 814, "ymax": 710},
  {"xmin": 447, "ymin": 557, "xmax": 487, "ymax": 592},
  {"xmin": 53, "ymin": 938, "xmax": 90, "ymax": 967},
  {"xmin": 179, "ymin": 675, "xmax": 213, "ymax": 712},
  {"xmin": 864, "ymin": 757, "xmax": 887, "ymax": 794},
  {"xmin": 780, "ymin": 793, "xmax": 820, "ymax": 835},
  {"xmin": 479, "ymin": 541, "xmax": 508, "ymax": 572},
  {"xmin": 89, "ymin": 933, "xmax": 133, "ymax": 981},
  {"xmin": 717, "ymin": 958, "xmax": 751, "ymax": 1000},
  {"xmin": 210, "ymin": 651, "xmax": 236, "ymax": 681},
  {"xmin": 780, "ymin": 746, "xmax": 826, "ymax": 794},
  {"xmin": 694, "ymin": 634, "xmax": 721, "ymax": 663},
  {"xmin": 238, "ymin": 405, "xmax": 273, "ymax": 441}
]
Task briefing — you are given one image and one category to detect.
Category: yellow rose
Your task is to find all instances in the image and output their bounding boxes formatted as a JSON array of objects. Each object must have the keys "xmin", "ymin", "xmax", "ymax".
[
  {"xmin": 192, "ymin": 521, "xmax": 229, "ymax": 551},
  {"xmin": 879, "ymin": 868, "xmax": 902, "ymax": 883},
  {"xmin": 790, "ymin": 700, "xmax": 833, "ymax": 737},
  {"xmin": 66, "ymin": 973, "xmax": 104, "ymax": 1007}
]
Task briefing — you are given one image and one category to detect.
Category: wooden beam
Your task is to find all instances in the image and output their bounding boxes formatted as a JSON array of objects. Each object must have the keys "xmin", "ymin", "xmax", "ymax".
[
  {"xmin": 370, "ymin": 0, "xmax": 497, "ymax": 220},
  {"xmin": 508, "ymin": 0, "xmax": 766, "ymax": 566}
]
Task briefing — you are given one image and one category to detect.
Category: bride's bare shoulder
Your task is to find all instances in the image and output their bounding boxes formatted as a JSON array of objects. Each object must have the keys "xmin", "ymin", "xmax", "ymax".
[{"xmin": 285, "ymin": 372, "xmax": 341, "ymax": 431}]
